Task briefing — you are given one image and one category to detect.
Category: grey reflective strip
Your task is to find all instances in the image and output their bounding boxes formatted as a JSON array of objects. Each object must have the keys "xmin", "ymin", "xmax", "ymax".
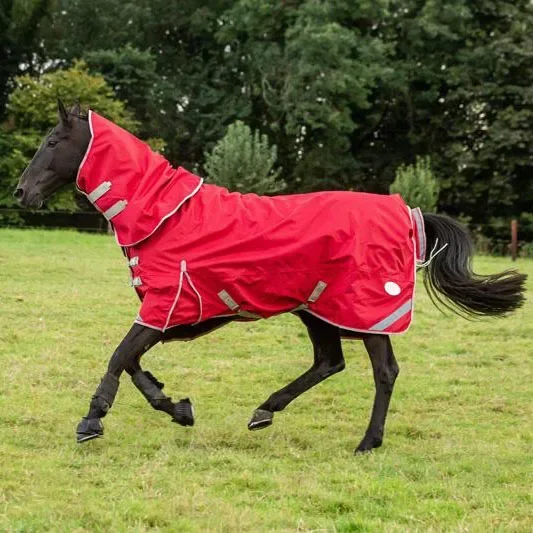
[
  {"xmin": 412, "ymin": 208, "xmax": 426, "ymax": 262},
  {"xmin": 128, "ymin": 256, "xmax": 139, "ymax": 267},
  {"xmin": 238, "ymin": 310, "xmax": 262, "ymax": 319},
  {"xmin": 308, "ymin": 281, "xmax": 328, "ymax": 303},
  {"xmin": 369, "ymin": 299, "xmax": 413, "ymax": 332},
  {"xmin": 87, "ymin": 181, "xmax": 111, "ymax": 203},
  {"xmin": 292, "ymin": 303, "xmax": 308, "ymax": 312},
  {"xmin": 103, "ymin": 200, "xmax": 128, "ymax": 220},
  {"xmin": 129, "ymin": 276, "xmax": 142, "ymax": 287},
  {"xmin": 218, "ymin": 290, "xmax": 239, "ymax": 311}
]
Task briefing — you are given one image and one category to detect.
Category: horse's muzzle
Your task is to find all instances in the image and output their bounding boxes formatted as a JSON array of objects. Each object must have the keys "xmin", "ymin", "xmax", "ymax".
[
  {"xmin": 13, "ymin": 188, "xmax": 24, "ymax": 200},
  {"xmin": 13, "ymin": 187, "xmax": 43, "ymax": 208}
]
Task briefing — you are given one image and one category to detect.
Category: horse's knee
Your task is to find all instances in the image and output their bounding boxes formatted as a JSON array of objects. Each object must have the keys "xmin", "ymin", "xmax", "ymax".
[
  {"xmin": 391, "ymin": 361, "xmax": 399, "ymax": 380},
  {"xmin": 91, "ymin": 372, "xmax": 120, "ymax": 416},
  {"xmin": 377, "ymin": 363, "xmax": 399, "ymax": 392},
  {"xmin": 319, "ymin": 359, "xmax": 345, "ymax": 378},
  {"xmin": 131, "ymin": 370, "xmax": 167, "ymax": 408}
]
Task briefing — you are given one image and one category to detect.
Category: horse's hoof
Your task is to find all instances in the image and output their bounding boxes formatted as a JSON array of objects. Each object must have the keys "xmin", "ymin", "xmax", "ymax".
[
  {"xmin": 354, "ymin": 436, "xmax": 382, "ymax": 454},
  {"xmin": 76, "ymin": 417, "xmax": 104, "ymax": 443},
  {"xmin": 248, "ymin": 409, "xmax": 273, "ymax": 431},
  {"xmin": 172, "ymin": 398, "xmax": 194, "ymax": 427}
]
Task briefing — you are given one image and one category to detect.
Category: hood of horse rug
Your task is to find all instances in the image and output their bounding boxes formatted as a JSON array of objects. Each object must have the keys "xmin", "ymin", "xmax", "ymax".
[
  {"xmin": 75, "ymin": 112, "xmax": 427, "ymax": 336},
  {"xmin": 76, "ymin": 111, "xmax": 202, "ymax": 247}
]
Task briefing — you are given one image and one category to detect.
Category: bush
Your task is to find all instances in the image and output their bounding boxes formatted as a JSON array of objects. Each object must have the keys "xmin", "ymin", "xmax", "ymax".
[
  {"xmin": 204, "ymin": 120, "xmax": 284, "ymax": 195},
  {"xmin": 390, "ymin": 156, "xmax": 439, "ymax": 212}
]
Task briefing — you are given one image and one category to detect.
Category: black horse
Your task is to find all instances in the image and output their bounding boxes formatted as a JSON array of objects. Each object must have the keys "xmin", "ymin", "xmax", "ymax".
[{"xmin": 14, "ymin": 101, "xmax": 526, "ymax": 453}]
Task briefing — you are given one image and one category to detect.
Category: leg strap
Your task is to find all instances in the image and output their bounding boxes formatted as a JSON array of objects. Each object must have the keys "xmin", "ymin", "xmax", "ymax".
[
  {"xmin": 131, "ymin": 370, "xmax": 167, "ymax": 406},
  {"xmin": 91, "ymin": 372, "xmax": 120, "ymax": 413}
]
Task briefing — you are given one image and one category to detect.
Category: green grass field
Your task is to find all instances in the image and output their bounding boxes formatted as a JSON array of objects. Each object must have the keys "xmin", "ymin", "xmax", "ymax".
[{"xmin": 0, "ymin": 228, "xmax": 532, "ymax": 532}]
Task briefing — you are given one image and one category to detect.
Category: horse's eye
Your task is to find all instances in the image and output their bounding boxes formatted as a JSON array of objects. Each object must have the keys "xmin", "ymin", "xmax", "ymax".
[{"xmin": 47, "ymin": 140, "xmax": 58, "ymax": 147}]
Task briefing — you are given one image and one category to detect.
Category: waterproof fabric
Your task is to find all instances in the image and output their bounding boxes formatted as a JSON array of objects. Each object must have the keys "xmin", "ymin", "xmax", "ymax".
[
  {"xmin": 76, "ymin": 111, "xmax": 202, "ymax": 247},
  {"xmin": 76, "ymin": 111, "xmax": 426, "ymax": 335}
]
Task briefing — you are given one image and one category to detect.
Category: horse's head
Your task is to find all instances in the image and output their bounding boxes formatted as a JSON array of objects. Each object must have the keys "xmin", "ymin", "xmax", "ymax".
[{"xmin": 13, "ymin": 99, "xmax": 91, "ymax": 208}]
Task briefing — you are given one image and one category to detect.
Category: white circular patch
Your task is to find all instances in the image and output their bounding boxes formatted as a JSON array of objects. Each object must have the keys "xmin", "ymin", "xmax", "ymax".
[{"xmin": 384, "ymin": 282, "xmax": 401, "ymax": 296}]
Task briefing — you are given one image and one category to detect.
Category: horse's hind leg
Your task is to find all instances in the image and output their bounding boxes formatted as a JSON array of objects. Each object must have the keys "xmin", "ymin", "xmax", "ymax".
[
  {"xmin": 76, "ymin": 323, "xmax": 161, "ymax": 442},
  {"xmin": 248, "ymin": 312, "xmax": 345, "ymax": 430},
  {"xmin": 355, "ymin": 334, "xmax": 399, "ymax": 454}
]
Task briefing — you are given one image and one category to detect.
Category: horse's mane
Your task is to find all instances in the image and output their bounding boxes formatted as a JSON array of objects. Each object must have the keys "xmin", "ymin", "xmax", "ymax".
[{"xmin": 73, "ymin": 110, "xmax": 89, "ymax": 121}]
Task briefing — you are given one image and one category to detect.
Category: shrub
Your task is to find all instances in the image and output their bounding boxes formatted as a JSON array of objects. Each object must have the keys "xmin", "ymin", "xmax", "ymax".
[
  {"xmin": 390, "ymin": 156, "xmax": 439, "ymax": 212},
  {"xmin": 204, "ymin": 120, "xmax": 284, "ymax": 195}
]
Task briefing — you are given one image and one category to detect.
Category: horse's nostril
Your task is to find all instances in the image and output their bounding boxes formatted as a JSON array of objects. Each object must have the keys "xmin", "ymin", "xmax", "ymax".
[{"xmin": 13, "ymin": 188, "xmax": 24, "ymax": 199}]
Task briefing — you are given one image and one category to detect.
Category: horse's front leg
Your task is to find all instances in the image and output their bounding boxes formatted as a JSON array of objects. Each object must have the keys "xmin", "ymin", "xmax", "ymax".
[
  {"xmin": 355, "ymin": 334, "xmax": 399, "ymax": 454},
  {"xmin": 129, "ymin": 368, "xmax": 195, "ymax": 428},
  {"xmin": 76, "ymin": 323, "xmax": 161, "ymax": 442}
]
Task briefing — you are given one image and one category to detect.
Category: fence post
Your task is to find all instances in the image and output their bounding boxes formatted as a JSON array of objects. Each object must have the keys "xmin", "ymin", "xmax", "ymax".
[{"xmin": 511, "ymin": 219, "xmax": 518, "ymax": 261}]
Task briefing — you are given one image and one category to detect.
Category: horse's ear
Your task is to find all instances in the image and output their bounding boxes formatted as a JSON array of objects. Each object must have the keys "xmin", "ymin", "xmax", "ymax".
[
  {"xmin": 57, "ymin": 98, "xmax": 70, "ymax": 126},
  {"xmin": 70, "ymin": 101, "xmax": 81, "ymax": 116}
]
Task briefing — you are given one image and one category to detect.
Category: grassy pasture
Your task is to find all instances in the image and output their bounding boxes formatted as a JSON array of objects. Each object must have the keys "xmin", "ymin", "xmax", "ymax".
[{"xmin": 0, "ymin": 228, "xmax": 532, "ymax": 532}]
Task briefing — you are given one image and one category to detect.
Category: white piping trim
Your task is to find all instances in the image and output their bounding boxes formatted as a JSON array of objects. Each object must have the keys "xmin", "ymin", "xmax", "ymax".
[
  {"xmin": 161, "ymin": 312, "xmax": 257, "ymax": 332},
  {"xmin": 74, "ymin": 110, "xmax": 203, "ymax": 248},
  {"xmin": 134, "ymin": 319, "xmax": 164, "ymax": 331},
  {"xmin": 163, "ymin": 265, "xmax": 185, "ymax": 332},
  {"xmin": 115, "ymin": 178, "xmax": 204, "ymax": 248},
  {"xmin": 184, "ymin": 271, "xmax": 203, "ymax": 325},
  {"xmin": 75, "ymin": 110, "xmax": 95, "ymax": 191},
  {"xmin": 161, "ymin": 320, "xmax": 232, "ymax": 343},
  {"xmin": 303, "ymin": 309, "xmax": 411, "ymax": 336}
]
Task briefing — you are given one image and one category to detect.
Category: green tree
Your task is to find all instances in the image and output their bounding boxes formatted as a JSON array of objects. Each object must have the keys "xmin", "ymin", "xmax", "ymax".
[
  {"xmin": 390, "ymin": 156, "xmax": 439, "ymax": 212},
  {"xmin": 84, "ymin": 45, "xmax": 159, "ymax": 137},
  {"xmin": 217, "ymin": 0, "xmax": 392, "ymax": 192},
  {"xmin": 0, "ymin": 62, "xmax": 138, "ymax": 210},
  {"xmin": 7, "ymin": 60, "xmax": 138, "ymax": 131},
  {"xmin": 376, "ymin": 0, "xmax": 533, "ymax": 234},
  {"xmin": 204, "ymin": 120, "xmax": 284, "ymax": 194},
  {"xmin": 3, "ymin": 0, "xmax": 533, "ymax": 240},
  {"xmin": 0, "ymin": 0, "xmax": 51, "ymax": 120},
  {"xmin": 39, "ymin": 0, "xmax": 238, "ymax": 170}
]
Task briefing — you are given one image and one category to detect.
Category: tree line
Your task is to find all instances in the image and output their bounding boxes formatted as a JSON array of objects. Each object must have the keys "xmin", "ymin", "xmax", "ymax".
[{"xmin": 1, "ymin": 0, "xmax": 533, "ymax": 242}]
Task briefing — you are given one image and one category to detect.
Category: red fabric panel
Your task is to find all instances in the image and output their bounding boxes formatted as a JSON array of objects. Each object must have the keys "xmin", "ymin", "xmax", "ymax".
[{"xmin": 76, "ymin": 112, "xmax": 419, "ymax": 335}]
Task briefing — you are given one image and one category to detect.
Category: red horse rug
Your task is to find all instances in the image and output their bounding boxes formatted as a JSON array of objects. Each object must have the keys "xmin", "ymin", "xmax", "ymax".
[{"xmin": 76, "ymin": 112, "xmax": 427, "ymax": 335}]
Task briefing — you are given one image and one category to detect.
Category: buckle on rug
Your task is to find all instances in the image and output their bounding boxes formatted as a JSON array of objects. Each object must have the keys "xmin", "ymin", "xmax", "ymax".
[
  {"xmin": 87, "ymin": 181, "xmax": 112, "ymax": 203},
  {"xmin": 217, "ymin": 289, "xmax": 261, "ymax": 319},
  {"xmin": 129, "ymin": 276, "xmax": 142, "ymax": 287},
  {"xmin": 292, "ymin": 281, "xmax": 328, "ymax": 312}
]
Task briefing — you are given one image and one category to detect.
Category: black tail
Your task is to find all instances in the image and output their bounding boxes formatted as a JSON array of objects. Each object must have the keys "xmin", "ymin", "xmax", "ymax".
[{"xmin": 422, "ymin": 213, "xmax": 527, "ymax": 317}]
